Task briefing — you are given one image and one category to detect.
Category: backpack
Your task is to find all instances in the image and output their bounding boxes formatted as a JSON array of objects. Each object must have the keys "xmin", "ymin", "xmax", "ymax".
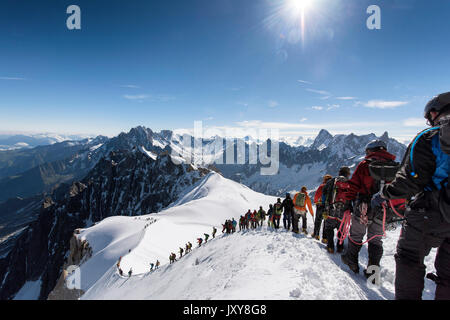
[
  {"xmin": 367, "ymin": 159, "xmax": 407, "ymax": 221},
  {"xmin": 274, "ymin": 203, "xmax": 282, "ymax": 215},
  {"xmin": 331, "ymin": 177, "xmax": 350, "ymax": 204},
  {"xmin": 293, "ymin": 193, "xmax": 306, "ymax": 208},
  {"xmin": 368, "ymin": 160, "xmax": 401, "ymax": 193}
]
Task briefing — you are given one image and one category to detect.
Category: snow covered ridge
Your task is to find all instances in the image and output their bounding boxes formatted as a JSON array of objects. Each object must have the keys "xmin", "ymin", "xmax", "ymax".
[
  {"xmin": 0, "ymin": 149, "xmax": 211, "ymax": 300},
  {"xmin": 59, "ymin": 173, "xmax": 276, "ymax": 298}
]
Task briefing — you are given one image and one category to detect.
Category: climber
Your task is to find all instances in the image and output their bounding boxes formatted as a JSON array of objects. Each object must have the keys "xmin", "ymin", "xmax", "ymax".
[
  {"xmin": 282, "ymin": 193, "xmax": 294, "ymax": 230},
  {"xmin": 322, "ymin": 167, "xmax": 351, "ymax": 254},
  {"xmin": 312, "ymin": 174, "xmax": 333, "ymax": 241},
  {"xmin": 381, "ymin": 92, "xmax": 450, "ymax": 299},
  {"xmin": 258, "ymin": 206, "xmax": 266, "ymax": 226},
  {"xmin": 273, "ymin": 198, "xmax": 283, "ymax": 229},
  {"xmin": 252, "ymin": 210, "xmax": 258, "ymax": 228},
  {"xmin": 341, "ymin": 139, "xmax": 396, "ymax": 276},
  {"xmin": 179, "ymin": 247, "xmax": 184, "ymax": 258},
  {"xmin": 267, "ymin": 204, "xmax": 274, "ymax": 228},
  {"xmin": 239, "ymin": 215, "xmax": 245, "ymax": 231},
  {"xmin": 293, "ymin": 187, "xmax": 314, "ymax": 234}
]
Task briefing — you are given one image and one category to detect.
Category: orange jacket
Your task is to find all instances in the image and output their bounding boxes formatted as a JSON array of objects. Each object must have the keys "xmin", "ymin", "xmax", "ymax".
[
  {"xmin": 314, "ymin": 183, "xmax": 326, "ymax": 205},
  {"xmin": 293, "ymin": 192, "xmax": 314, "ymax": 217}
]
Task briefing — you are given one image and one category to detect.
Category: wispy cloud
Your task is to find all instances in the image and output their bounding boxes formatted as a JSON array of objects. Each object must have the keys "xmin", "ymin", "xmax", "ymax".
[
  {"xmin": 120, "ymin": 84, "xmax": 140, "ymax": 88},
  {"xmin": 336, "ymin": 96, "xmax": 357, "ymax": 100},
  {"xmin": 0, "ymin": 76, "xmax": 26, "ymax": 80},
  {"xmin": 306, "ymin": 88, "xmax": 331, "ymax": 96},
  {"xmin": 235, "ymin": 120, "xmax": 395, "ymax": 130},
  {"xmin": 297, "ymin": 80, "xmax": 312, "ymax": 85},
  {"xmin": 268, "ymin": 100, "xmax": 279, "ymax": 108},
  {"xmin": 123, "ymin": 94, "xmax": 150, "ymax": 101},
  {"xmin": 403, "ymin": 117, "xmax": 426, "ymax": 127},
  {"xmin": 300, "ymin": 117, "xmax": 307, "ymax": 122},
  {"xmin": 311, "ymin": 106, "xmax": 323, "ymax": 111},
  {"xmin": 327, "ymin": 104, "xmax": 340, "ymax": 111},
  {"xmin": 362, "ymin": 100, "xmax": 408, "ymax": 109},
  {"xmin": 123, "ymin": 94, "xmax": 175, "ymax": 102}
]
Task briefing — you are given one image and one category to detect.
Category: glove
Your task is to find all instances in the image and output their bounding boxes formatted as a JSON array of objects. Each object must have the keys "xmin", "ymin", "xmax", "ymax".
[
  {"xmin": 358, "ymin": 202, "xmax": 369, "ymax": 225},
  {"xmin": 371, "ymin": 192, "xmax": 386, "ymax": 208},
  {"xmin": 358, "ymin": 202, "xmax": 368, "ymax": 215},
  {"xmin": 359, "ymin": 213, "xmax": 369, "ymax": 225}
]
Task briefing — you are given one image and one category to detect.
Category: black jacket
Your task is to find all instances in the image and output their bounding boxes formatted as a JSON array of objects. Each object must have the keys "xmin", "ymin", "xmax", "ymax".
[
  {"xmin": 383, "ymin": 129, "xmax": 440, "ymax": 201},
  {"xmin": 282, "ymin": 197, "xmax": 294, "ymax": 215}
]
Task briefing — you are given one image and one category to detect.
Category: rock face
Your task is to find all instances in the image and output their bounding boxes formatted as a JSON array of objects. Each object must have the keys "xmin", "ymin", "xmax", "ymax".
[
  {"xmin": 0, "ymin": 196, "xmax": 42, "ymax": 258},
  {"xmin": 0, "ymin": 149, "xmax": 209, "ymax": 300},
  {"xmin": 47, "ymin": 233, "xmax": 92, "ymax": 300}
]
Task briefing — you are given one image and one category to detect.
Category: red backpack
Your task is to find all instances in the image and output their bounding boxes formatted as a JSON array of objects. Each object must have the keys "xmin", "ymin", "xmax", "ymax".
[{"xmin": 332, "ymin": 177, "xmax": 350, "ymax": 204}]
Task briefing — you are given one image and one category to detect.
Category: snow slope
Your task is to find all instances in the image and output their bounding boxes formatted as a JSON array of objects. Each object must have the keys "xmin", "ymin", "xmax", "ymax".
[
  {"xmin": 75, "ymin": 172, "xmax": 277, "ymax": 292},
  {"xmin": 83, "ymin": 227, "xmax": 438, "ymax": 300},
  {"xmin": 76, "ymin": 172, "xmax": 438, "ymax": 300}
]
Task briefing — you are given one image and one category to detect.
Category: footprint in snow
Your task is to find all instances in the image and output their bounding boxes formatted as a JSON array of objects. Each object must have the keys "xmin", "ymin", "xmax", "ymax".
[{"xmin": 289, "ymin": 288, "xmax": 301, "ymax": 298}]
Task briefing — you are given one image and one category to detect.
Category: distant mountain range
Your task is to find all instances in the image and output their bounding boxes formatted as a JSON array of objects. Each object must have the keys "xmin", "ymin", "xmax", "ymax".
[
  {"xmin": 0, "ymin": 133, "xmax": 94, "ymax": 151},
  {"xmin": 0, "ymin": 126, "xmax": 408, "ymax": 202}
]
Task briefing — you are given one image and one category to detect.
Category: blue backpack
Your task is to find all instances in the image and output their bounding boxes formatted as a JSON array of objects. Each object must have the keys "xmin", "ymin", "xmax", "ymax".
[{"xmin": 411, "ymin": 127, "xmax": 450, "ymax": 222}]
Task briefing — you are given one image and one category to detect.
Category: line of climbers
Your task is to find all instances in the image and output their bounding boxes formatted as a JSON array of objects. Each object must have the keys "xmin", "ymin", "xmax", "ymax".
[{"xmin": 313, "ymin": 141, "xmax": 408, "ymax": 282}]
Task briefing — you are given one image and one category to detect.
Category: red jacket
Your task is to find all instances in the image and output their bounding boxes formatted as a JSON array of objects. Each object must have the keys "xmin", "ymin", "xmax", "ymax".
[
  {"xmin": 345, "ymin": 150, "xmax": 396, "ymax": 201},
  {"xmin": 314, "ymin": 183, "xmax": 326, "ymax": 204}
]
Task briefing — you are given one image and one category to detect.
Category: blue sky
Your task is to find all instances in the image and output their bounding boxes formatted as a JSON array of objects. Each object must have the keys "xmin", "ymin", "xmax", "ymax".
[{"xmin": 1, "ymin": 0, "xmax": 450, "ymax": 142}]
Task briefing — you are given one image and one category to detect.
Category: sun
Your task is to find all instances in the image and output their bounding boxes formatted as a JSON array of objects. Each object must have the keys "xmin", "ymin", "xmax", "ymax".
[
  {"xmin": 288, "ymin": 0, "xmax": 313, "ymax": 14},
  {"xmin": 263, "ymin": 0, "xmax": 319, "ymax": 47}
]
